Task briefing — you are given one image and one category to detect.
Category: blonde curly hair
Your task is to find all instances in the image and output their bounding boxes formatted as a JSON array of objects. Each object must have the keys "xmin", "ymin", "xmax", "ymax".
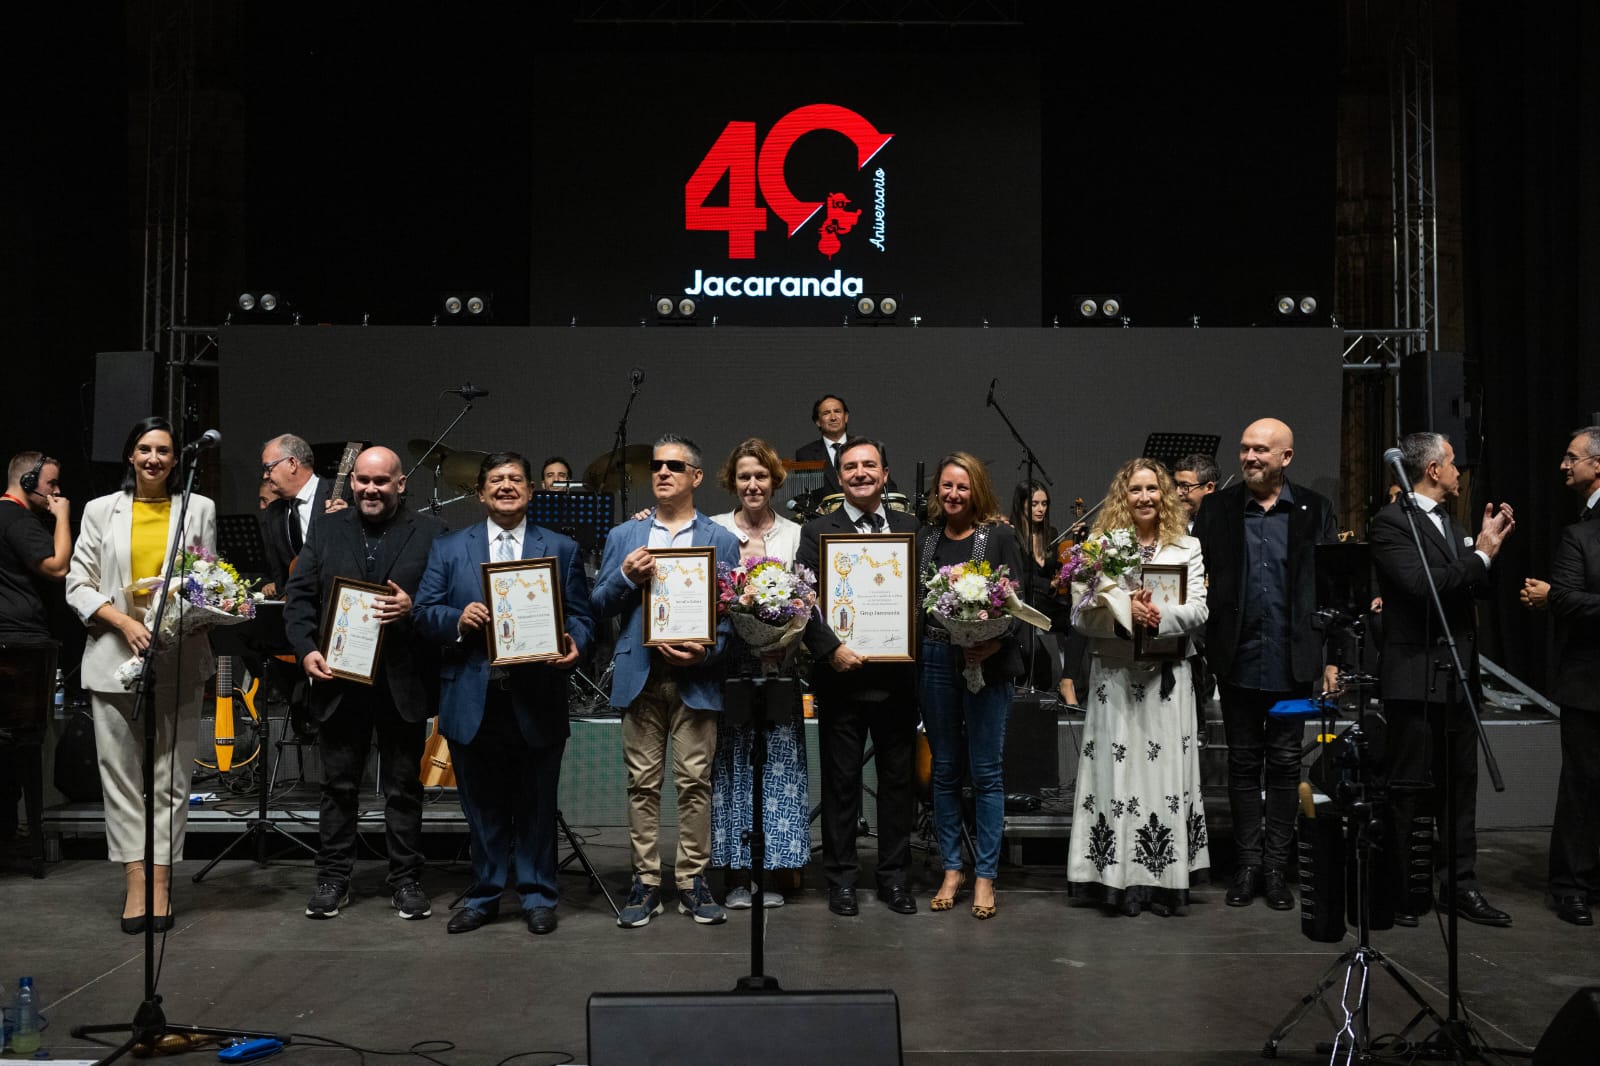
[{"xmin": 1091, "ymin": 457, "xmax": 1188, "ymax": 547}]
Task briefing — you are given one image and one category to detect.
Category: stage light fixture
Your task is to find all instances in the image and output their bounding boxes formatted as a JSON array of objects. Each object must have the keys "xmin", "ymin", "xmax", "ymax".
[
  {"xmin": 1272, "ymin": 292, "xmax": 1320, "ymax": 323},
  {"xmin": 652, "ymin": 292, "xmax": 699, "ymax": 325},
  {"xmin": 438, "ymin": 291, "xmax": 493, "ymax": 325},
  {"xmin": 231, "ymin": 290, "xmax": 292, "ymax": 323},
  {"xmin": 850, "ymin": 293, "xmax": 901, "ymax": 326},
  {"xmin": 1068, "ymin": 294, "xmax": 1125, "ymax": 326}
]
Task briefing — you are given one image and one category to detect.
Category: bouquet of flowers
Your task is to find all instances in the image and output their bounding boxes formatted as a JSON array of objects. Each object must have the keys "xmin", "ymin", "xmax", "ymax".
[
  {"xmin": 1053, "ymin": 527, "xmax": 1143, "ymax": 625},
  {"xmin": 114, "ymin": 542, "xmax": 260, "ymax": 691},
  {"xmin": 922, "ymin": 561, "xmax": 1031, "ymax": 693},
  {"xmin": 715, "ymin": 557, "xmax": 819, "ymax": 658}
]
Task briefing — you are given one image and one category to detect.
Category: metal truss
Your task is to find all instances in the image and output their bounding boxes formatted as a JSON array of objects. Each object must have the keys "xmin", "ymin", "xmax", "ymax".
[
  {"xmin": 1390, "ymin": 0, "xmax": 1439, "ymax": 352},
  {"xmin": 572, "ymin": 0, "xmax": 1023, "ymax": 26},
  {"xmin": 1342, "ymin": 328, "xmax": 1427, "ymax": 372}
]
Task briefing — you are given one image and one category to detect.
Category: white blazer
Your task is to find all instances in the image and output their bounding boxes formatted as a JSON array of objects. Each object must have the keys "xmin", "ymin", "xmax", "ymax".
[
  {"xmin": 711, "ymin": 510, "xmax": 802, "ymax": 567},
  {"xmin": 66, "ymin": 491, "xmax": 218, "ymax": 694},
  {"xmin": 1075, "ymin": 534, "xmax": 1209, "ymax": 664}
]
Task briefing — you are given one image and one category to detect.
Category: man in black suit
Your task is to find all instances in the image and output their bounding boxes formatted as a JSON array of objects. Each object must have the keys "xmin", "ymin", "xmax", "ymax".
[
  {"xmin": 1370, "ymin": 430, "xmax": 1516, "ymax": 927},
  {"xmin": 284, "ymin": 446, "xmax": 445, "ymax": 921},
  {"xmin": 1519, "ymin": 426, "xmax": 1600, "ymax": 611},
  {"xmin": 795, "ymin": 437, "xmax": 919, "ymax": 917},
  {"xmin": 793, "ymin": 394, "xmax": 851, "ymax": 493},
  {"xmin": 1545, "ymin": 432, "xmax": 1600, "ymax": 927},
  {"xmin": 259, "ymin": 433, "xmax": 346, "ymax": 597},
  {"xmin": 1193, "ymin": 417, "xmax": 1338, "ymax": 911}
]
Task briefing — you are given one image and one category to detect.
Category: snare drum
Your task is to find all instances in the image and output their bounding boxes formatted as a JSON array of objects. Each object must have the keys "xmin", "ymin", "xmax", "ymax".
[
  {"xmin": 883, "ymin": 492, "xmax": 912, "ymax": 513},
  {"xmin": 817, "ymin": 492, "xmax": 846, "ymax": 514}
]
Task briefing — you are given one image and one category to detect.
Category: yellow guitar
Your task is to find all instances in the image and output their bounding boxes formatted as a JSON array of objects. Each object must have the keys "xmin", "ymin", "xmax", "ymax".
[{"xmin": 196, "ymin": 654, "xmax": 261, "ymax": 771}]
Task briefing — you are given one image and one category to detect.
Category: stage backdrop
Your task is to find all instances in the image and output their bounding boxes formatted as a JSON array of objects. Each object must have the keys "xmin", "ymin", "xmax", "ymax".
[
  {"xmin": 529, "ymin": 49, "xmax": 1041, "ymax": 327},
  {"xmin": 217, "ymin": 327, "xmax": 1343, "ymax": 531}
]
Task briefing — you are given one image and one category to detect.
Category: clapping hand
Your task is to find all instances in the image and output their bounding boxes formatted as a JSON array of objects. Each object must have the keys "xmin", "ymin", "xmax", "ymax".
[{"xmin": 1129, "ymin": 587, "xmax": 1161, "ymax": 630}]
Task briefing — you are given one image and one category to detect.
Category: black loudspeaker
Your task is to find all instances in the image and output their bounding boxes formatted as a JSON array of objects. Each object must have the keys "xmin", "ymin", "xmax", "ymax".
[
  {"xmin": 1534, "ymin": 987, "xmax": 1600, "ymax": 1065},
  {"xmin": 588, "ymin": 990, "xmax": 901, "ymax": 1065},
  {"xmin": 91, "ymin": 351, "xmax": 156, "ymax": 463},
  {"xmin": 1003, "ymin": 689, "xmax": 1058, "ymax": 795},
  {"xmin": 1400, "ymin": 350, "xmax": 1479, "ymax": 467}
]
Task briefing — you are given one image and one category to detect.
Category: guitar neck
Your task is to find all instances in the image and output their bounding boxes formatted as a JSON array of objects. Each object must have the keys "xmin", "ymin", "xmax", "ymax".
[{"xmin": 328, "ymin": 441, "xmax": 362, "ymax": 503}]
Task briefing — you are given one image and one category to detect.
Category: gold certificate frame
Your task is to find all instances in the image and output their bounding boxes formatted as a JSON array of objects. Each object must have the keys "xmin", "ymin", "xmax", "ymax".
[
  {"xmin": 819, "ymin": 532, "xmax": 916, "ymax": 662},
  {"xmin": 321, "ymin": 576, "xmax": 391, "ymax": 684},
  {"xmin": 1134, "ymin": 562, "xmax": 1188, "ymax": 662},
  {"xmin": 482, "ymin": 556, "xmax": 566, "ymax": 665},
  {"xmin": 642, "ymin": 546, "xmax": 717, "ymax": 646}
]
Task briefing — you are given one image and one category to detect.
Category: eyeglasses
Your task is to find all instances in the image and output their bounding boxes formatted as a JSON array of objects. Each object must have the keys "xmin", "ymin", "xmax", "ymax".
[
  {"xmin": 649, "ymin": 459, "xmax": 697, "ymax": 473},
  {"xmin": 1174, "ymin": 481, "xmax": 1209, "ymax": 495},
  {"xmin": 260, "ymin": 455, "xmax": 295, "ymax": 477}
]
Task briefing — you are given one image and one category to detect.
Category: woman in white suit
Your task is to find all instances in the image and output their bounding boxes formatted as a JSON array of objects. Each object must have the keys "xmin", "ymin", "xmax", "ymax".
[
  {"xmin": 708, "ymin": 438, "xmax": 808, "ymax": 908},
  {"xmin": 66, "ymin": 416, "xmax": 216, "ymax": 933},
  {"xmin": 1066, "ymin": 457, "xmax": 1210, "ymax": 918}
]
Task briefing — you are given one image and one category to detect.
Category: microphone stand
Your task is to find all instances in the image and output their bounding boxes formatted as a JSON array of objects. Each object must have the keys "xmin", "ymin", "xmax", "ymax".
[
  {"xmin": 986, "ymin": 382, "xmax": 1053, "ymax": 692},
  {"xmin": 73, "ymin": 447, "xmax": 286, "ymax": 1061},
  {"xmin": 608, "ymin": 374, "xmax": 644, "ymax": 523},
  {"xmin": 405, "ymin": 392, "xmax": 478, "ymax": 514},
  {"xmin": 1388, "ymin": 485, "xmax": 1506, "ymax": 1060}
]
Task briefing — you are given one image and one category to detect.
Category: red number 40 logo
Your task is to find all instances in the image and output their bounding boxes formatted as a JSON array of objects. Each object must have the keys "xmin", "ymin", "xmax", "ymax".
[{"xmin": 685, "ymin": 104, "xmax": 893, "ymax": 260}]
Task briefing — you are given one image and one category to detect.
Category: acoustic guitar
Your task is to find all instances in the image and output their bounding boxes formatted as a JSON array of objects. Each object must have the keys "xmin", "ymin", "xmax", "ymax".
[
  {"xmin": 196, "ymin": 654, "xmax": 260, "ymax": 772},
  {"xmin": 419, "ymin": 718, "xmax": 456, "ymax": 788}
]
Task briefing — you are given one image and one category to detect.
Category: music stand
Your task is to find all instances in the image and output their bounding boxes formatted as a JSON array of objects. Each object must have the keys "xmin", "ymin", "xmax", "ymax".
[
  {"xmin": 192, "ymin": 602, "xmax": 317, "ymax": 882},
  {"xmin": 1141, "ymin": 432, "xmax": 1220, "ymax": 473},
  {"xmin": 217, "ymin": 513, "xmax": 269, "ymax": 583},
  {"xmin": 529, "ymin": 491, "xmax": 615, "ymax": 558}
]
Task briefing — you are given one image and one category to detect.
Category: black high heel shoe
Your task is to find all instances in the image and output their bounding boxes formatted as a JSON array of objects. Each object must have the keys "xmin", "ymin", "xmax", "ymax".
[{"xmin": 121, "ymin": 914, "xmax": 147, "ymax": 935}]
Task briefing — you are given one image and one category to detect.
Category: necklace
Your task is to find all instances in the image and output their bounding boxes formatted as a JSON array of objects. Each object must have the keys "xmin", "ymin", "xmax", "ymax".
[
  {"xmin": 360, "ymin": 525, "xmax": 388, "ymax": 571},
  {"xmin": 134, "ymin": 495, "xmax": 170, "ymax": 503}
]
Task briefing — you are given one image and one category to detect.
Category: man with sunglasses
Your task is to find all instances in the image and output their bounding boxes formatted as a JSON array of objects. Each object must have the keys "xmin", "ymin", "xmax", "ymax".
[
  {"xmin": 259, "ymin": 433, "xmax": 347, "ymax": 597},
  {"xmin": 593, "ymin": 434, "xmax": 740, "ymax": 928}
]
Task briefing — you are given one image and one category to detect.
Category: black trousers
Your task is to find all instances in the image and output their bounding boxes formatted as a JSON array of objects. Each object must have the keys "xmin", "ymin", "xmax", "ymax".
[
  {"xmin": 1549, "ymin": 705, "xmax": 1600, "ymax": 898},
  {"xmin": 315, "ymin": 685, "xmax": 426, "ymax": 888},
  {"xmin": 1383, "ymin": 697, "xmax": 1480, "ymax": 899},
  {"xmin": 816, "ymin": 681, "xmax": 916, "ymax": 889},
  {"xmin": 1218, "ymin": 682, "xmax": 1305, "ymax": 870}
]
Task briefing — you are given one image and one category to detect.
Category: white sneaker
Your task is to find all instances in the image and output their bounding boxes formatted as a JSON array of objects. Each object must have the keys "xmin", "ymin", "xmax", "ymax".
[
  {"xmin": 759, "ymin": 886, "xmax": 785, "ymax": 909},
  {"xmin": 724, "ymin": 885, "xmax": 753, "ymax": 910}
]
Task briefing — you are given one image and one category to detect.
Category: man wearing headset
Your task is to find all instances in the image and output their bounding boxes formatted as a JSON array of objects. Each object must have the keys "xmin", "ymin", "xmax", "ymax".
[{"xmin": 0, "ymin": 452, "xmax": 71, "ymax": 642}]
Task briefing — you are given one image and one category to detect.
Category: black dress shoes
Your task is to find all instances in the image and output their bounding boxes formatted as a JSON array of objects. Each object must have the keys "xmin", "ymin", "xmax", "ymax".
[
  {"xmin": 1262, "ymin": 869, "xmax": 1294, "ymax": 911},
  {"xmin": 828, "ymin": 885, "xmax": 859, "ymax": 916},
  {"xmin": 877, "ymin": 883, "xmax": 917, "ymax": 915},
  {"xmin": 447, "ymin": 907, "xmax": 493, "ymax": 934},
  {"xmin": 526, "ymin": 906, "xmax": 558, "ymax": 935},
  {"xmin": 1226, "ymin": 865, "xmax": 1260, "ymax": 908},
  {"xmin": 1551, "ymin": 894, "xmax": 1594, "ymax": 927},
  {"xmin": 120, "ymin": 915, "xmax": 147, "ymax": 935},
  {"xmin": 1445, "ymin": 888, "xmax": 1512, "ymax": 927},
  {"xmin": 1393, "ymin": 912, "xmax": 1420, "ymax": 928}
]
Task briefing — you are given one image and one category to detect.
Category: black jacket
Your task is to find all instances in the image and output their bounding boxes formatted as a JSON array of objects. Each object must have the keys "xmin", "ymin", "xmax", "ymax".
[{"xmin": 1549, "ymin": 518, "xmax": 1600, "ymax": 712}]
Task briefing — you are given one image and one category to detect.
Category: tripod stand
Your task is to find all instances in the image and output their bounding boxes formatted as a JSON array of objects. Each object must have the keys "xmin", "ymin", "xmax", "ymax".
[{"xmin": 72, "ymin": 441, "xmax": 285, "ymax": 1061}]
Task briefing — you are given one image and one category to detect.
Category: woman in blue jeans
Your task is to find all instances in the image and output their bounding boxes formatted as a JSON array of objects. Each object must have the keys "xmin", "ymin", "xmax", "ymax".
[{"xmin": 918, "ymin": 452, "xmax": 1025, "ymax": 919}]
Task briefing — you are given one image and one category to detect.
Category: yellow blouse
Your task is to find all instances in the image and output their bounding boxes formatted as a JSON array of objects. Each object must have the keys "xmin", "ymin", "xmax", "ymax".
[{"xmin": 130, "ymin": 498, "xmax": 172, "ymax": 582}]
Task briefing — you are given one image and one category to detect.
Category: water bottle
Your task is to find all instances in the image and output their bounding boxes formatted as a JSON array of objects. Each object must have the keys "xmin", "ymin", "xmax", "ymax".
[
  {"xmin": 53, "ymin": 668, "xmax": 67, "ymax": 720},
  {"xmin": 11, "ymin": 977, "xmax": 40, "ymax": 1055}
]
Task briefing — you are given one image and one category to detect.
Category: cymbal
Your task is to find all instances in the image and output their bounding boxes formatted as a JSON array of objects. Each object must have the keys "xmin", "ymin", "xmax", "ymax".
[
  {"xmin": 583, "ymin": 444, "xmax": 654, "ymax": 492},
  {"xmin": 407, "ymin": 438, "xmax": 453, "ymax": 468},
  {"xmin": 441, "ymin": 450, "xmax": 488, "ymax": 493}
]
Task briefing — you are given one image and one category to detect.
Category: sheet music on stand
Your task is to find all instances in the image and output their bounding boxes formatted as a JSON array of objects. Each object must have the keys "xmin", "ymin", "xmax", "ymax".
[
  {"xmin": 1141, "ymin": 432, "xmax": 1222, "ymax": 474},
  {"xmin": 529, "ymin": 491, "xmax": 615, "ymax": 557},
  {"xmin": 217, "ymin": 513, "xmax": 270, "ymax": 581}
]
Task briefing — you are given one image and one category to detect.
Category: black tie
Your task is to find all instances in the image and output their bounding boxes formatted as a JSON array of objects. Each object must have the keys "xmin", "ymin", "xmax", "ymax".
[
  {"xmin": 1581, "ymin": 503, "xmax": 1597, "ymax": 523},
  {"xmin": 288, "ymin": 499, "xmax": 304, "ymax": 554},
  {"xmin": 858, "ymin": 512, "xmax": 883, "ymax": 533},
  {"xmin": 829, "ymin": 441, "xmax": 841, "ymax": 469}
]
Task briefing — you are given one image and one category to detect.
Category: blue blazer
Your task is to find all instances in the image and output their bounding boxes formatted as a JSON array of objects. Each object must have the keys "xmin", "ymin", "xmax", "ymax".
[
  {"xmin": 591, "ymin": 512, "xmax": 740, "ymax": 711},
  {"xmin": 414, "ymin": 522, "xmax": 594, "ymax": 749}
]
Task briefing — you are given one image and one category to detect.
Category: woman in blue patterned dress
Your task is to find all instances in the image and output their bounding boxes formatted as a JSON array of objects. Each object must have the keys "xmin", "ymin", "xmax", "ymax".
[
  {"xmin": 1066, "ymin": 458, "xmax": 1210, "ymax": 916},
  {"xmin": 708, "ymin": 438, "xmax": 809, "ymax": 908}
]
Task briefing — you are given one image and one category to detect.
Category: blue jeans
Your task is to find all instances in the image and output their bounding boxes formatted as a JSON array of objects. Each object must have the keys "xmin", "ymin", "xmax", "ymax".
[{"xmin": 919, "ymin": 642, "xmax": 1011, "ymax": 880}]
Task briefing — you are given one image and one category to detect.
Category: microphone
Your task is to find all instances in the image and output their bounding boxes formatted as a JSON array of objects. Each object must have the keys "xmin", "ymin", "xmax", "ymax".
[
  {"xmin": 1382, "ymin": 446, "xmax": 1409, "ymax": 489},
  {"xmin": 986, "ymin": 378, "xmax": 997, "ymax": 407},
  {"xmin": 448, "ymin": 382, "xmax": 490, "ymax": 401},
  {"xmin": 184, "ymin": 429, "xmax": 222, "ymax": 452},
  {"xmin": 630, "ymin": 367, "xmax": 645, "ymax": 387}
]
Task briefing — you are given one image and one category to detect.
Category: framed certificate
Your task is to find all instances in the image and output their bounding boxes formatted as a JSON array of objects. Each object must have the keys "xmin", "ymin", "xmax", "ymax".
[
  {"xmin": 819, "ymin": 532, "xmax": 916, "ymax": 662},
  {"xmin": 643, "ymin": 546, "xmax": 717, "ymax": 646},
  {"xmin": 321, "ymin": 577, "xmax": 390, "ymax": 684},
  {"xmin": 482, "ymin": 557, "xmax": 566, "ymax": 665},
  {"xmin": 1134, "ymin": 563, "xmax": 1188, "ymax": 662}
]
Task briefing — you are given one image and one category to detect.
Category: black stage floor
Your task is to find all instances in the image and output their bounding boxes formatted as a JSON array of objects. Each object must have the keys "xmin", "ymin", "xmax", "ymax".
[{"xmin": 3, "ymin": 824, "xmax": 1593, "ymax": 1065}]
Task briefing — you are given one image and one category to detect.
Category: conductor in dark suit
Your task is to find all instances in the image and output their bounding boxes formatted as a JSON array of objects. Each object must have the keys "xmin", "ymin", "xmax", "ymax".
[
  {"xmin": 1546, "ymin": 512, "xmax": 1600, "ymax": 926},
  {"xmin": 415, "ymin": 452, "xmax": 593, "ymax": 935},
  {"xmin": 796, "ymin": 437, "xmax": 919, "ymax": 917},
  {"xmin": 1193, "ymin": 417, "xmax": 1338, "ymax": 911},
  {"xmin": 1370, "ymin": 430, "xmax": 1516, "ymax": 927},
  {"xmin": 259, "ymin": 433, "xmax": 347, "ymax": 596},
  {"xmin": 793, "ymin": 394, "xmax": 852, "ymax": 493},
  {"xmin": 284, "ymin": 446, "xmax": 444, "ymax": 922}
]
